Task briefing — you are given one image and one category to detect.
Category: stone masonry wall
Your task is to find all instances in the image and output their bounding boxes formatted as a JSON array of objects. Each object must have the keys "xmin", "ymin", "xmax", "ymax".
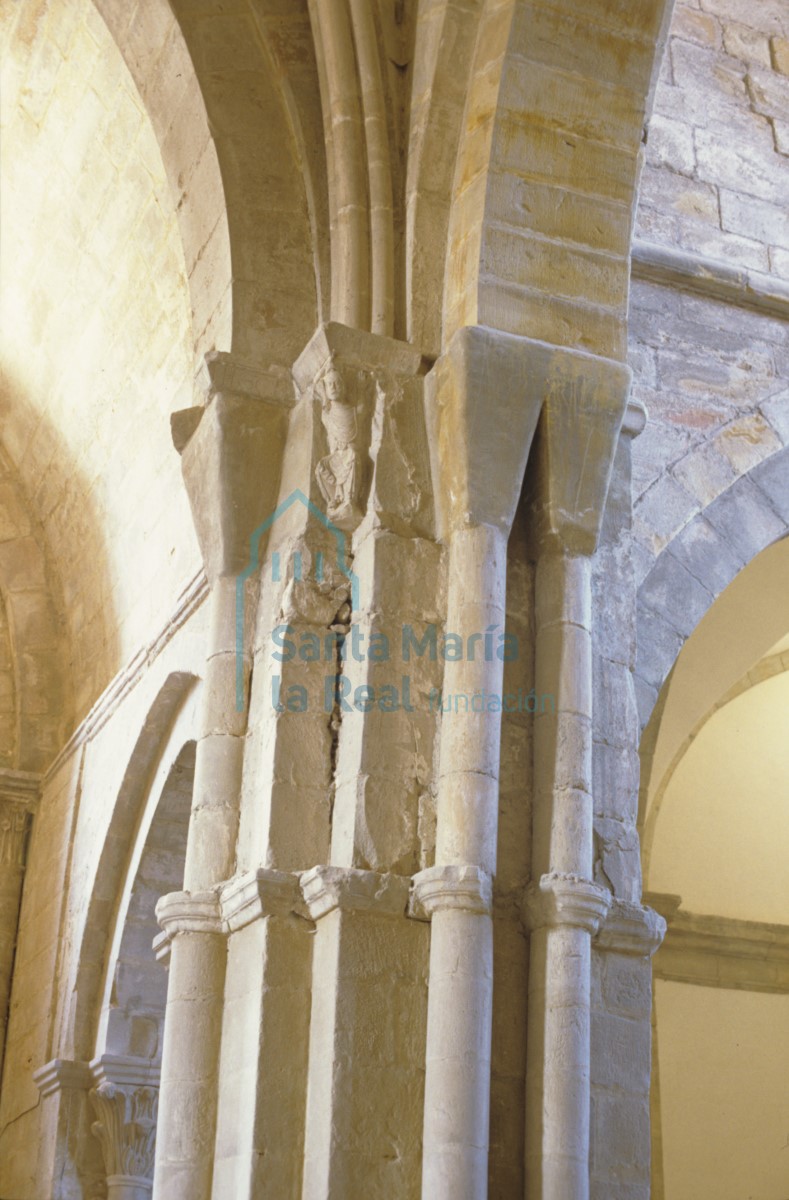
[{"xmin": 629, "ymin": 0, "xmax": 789, "ymax": 726}]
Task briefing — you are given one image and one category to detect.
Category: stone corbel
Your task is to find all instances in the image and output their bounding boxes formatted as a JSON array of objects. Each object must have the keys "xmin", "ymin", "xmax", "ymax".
[
  {"xmin": 410, "ymin": 864, "xmax": 493, "ymax": 920},
  {"xmin": 220, "ymin": 867, "xmax": 305, "ymax": 932},
  {"xmin": 595, "ymin": 897, "xmax": 667, "ymax": 956},
  {"xmin": 300, "ymin": 864, "xmax": 411, "ymax": 922},
  {"xmin": 522, "ymin": 872, "xmax": 612, "ymax": 935}
]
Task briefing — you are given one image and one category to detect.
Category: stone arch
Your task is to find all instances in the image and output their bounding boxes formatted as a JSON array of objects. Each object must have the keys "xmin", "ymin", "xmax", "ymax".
[
  {"xmin": 95, "ymin": 740, "xmax": 194, "ymax": 1065},
  {"xmin": 164, "ymin": 0, "xmax": 324, "ymax": 367},
  {"xmin": 65, "ymin": 672, "xmax": 200, "ymax": 1063},
  {"xmin": 94, "ymin": 0, "xmax": 325, "ymax": 369},
  {"xmin": 635, "ymin": 445, "xmax": 789, "ymax": 732},
  {"xmin": 441, "ymin": 0, "xmax": 674, "ymax": 359},
  {"xmin": 90, "ymin": 0, "xmax": 232, "ymax": 363}
]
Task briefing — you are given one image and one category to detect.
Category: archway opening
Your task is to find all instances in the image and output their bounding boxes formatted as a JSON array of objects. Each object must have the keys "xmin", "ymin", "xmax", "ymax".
[{"xmin": 641, "ymin": 540, "xmax": 789, "ymax": 1200}]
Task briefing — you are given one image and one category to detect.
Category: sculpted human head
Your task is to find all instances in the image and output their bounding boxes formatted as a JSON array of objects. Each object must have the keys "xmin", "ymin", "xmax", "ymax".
[{"xmin": 318, "ymin": 358, "xmax": 345, "ymax": 406}]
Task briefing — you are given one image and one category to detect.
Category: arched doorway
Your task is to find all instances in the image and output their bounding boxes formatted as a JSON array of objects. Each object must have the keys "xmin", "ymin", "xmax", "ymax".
[{"xmin": 641, "ymin": 539, "xmax": 789, "ymax": 1199}]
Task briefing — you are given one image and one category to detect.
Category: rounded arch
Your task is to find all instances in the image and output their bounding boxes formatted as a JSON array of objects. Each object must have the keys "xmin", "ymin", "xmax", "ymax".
[
  {"xmin": 95, "ymin": 739, "xmax": 194, "ymax": 1064},
  {"xmin": 91, "ymin": 0, "xmax": 232, "ymax": 362},
  {"xmin": 635, "ymin": 447, "xmax": 789, "ymax": 733},
  {"xmin": 441, "ymin": 0, "xmax": 674, "ymax": 359},
  {"xmin": 159, "ymin": 0, "xmax": 323, "ymax": 367},
  {"xmin": 64, "ymin": 672, "xmax": 200, "ymax": 1062},
  {"xmin": 638, "ymin": 533, "xmax": 789, "ymax": 863}
]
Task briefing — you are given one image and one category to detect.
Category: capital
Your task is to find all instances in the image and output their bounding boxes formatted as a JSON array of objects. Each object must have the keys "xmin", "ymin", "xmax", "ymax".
[
  {"xmin": 172, "ymin": 351, "xmax": 294, "ymax": 582},
  {"xmin": 410, "ymin": 864, "xmax": 493, "ymax": 919},
  {"xmin": 425, "ymin": 325, "xmax": 543, "ymax": 539},
  {"xmin": 522, "ymin": 872, "xmax": 611, "ymax": 934},
  {"xmin": 154, "ymin": 889, "xmax": 222, "ymax": 939}
]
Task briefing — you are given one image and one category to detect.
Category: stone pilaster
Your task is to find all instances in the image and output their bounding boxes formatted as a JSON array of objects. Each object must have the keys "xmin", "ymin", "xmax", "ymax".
[
  {"xmin": 33, "ymin": 1059, "xmax": 105, "ymax": 1200},
  {"xmin": 211, "ymin": 870, "xmax": 309, "ymax": 1199},
  {"xmin": 299, "ymin": 866, "xmax": 425, "ymax": 1200},
  {"xmin": 0, "ymin": 777, "xmax": 37, "ymax": 1090},
  {"xmin": 265, "ymin": 324, "xmax": 431, "ymax": 1200}
]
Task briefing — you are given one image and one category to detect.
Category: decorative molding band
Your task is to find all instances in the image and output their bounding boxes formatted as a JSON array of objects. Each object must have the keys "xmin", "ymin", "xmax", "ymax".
[
  {"xmin": 155, "ymin": 890, "xmax": 222, "ymax": 939},
  {"xmin": 91, "ymin": 1055, "xmax": 161, "ymax": 1091},
  {"xmin": 199, "ymin": 349, "xmax": 294, "ymax": 407},
  {"xmin": 33, "ymin": 1058, "xmax": 92, "ymax": 1097},
  {"xmin": 631, "ymin": 239, "xmax": 789, "ymax": 321},
  {"xmin": 522, "ymin": 873, "xmax": 611, "ymax": 934},
  {"xmin": 301, "ymin": 865, "xmax": 411, "ymax": 922},
  {"xmin": 410, "ymin": 864, "xmax": 493, "ymax": 919},
  {"xmin": 596, "ymin": 898, "xmax": 666, "ymax": 956},
  {"xmin": 46, "ymin": 570, "xmax": 208, "ymax": 784},
  {"xmin": 651, "ymin": 906, "xmax": 789, "ymax": 993},
  {"xmin": 0, "ymin": 769, "xmax": 41, "ymax": 809},
  {"xmin": 220, "ymin": 868, "xmax": 304, "ymax": 932}
]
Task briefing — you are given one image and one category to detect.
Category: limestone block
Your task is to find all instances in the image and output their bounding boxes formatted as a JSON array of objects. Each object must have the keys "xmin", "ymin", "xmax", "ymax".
[
  {"xmin": 646, "ymin": 114, "xmax": 696, "ymax": 175},
  {"xmin": 750, "ymin": 448, "xmax": 789, "ymax": 523},
  {"xmin": 672, "ymin": 3, "xmax": 719, "ymax": 44},
  {"xmin": 664, "ymin": 516, "xmax": 742, "ymax": 598},
  {"xmin": 590, "ymin": 1010, "xmax": 651, "ymax": 1093},
  {"xmin": 704, "ymin": 474, "xmax": 786, "ymax": 563},
  {"xmin": 671, "ymin": 440, "xmax": 738, "ymax": 508},
  {"xmin": 593, "ymin": 741, "xmax": 640, "ymax": 824},
  {"xmin": 635, "ymin": 604, "xmax": 684, "ymax": 690},
  {"xmin": 773, "ymin": 35, "xmax": 789, "ymax": 73},
  {"xmin": 723, "ymin": 21, "xmax": 771, "ymax": 64},
  {"xmin": 633, "ymin": 472, "xmax": 696, "ymax": 554}
]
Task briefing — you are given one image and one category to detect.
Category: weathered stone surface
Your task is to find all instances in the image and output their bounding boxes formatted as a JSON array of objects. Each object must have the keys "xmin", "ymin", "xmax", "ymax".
[{"xmin": 1, "ymin": 0, "xmax": 787, "ymax": 1198}]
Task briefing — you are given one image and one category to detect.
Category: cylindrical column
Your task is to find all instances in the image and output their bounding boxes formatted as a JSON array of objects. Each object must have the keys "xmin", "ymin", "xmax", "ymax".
[
  {"xmin": 153, "ymin": 577, "xmax": 247, "ymax": 1200},
  {"xmin": 532, "ymin": 550, "xmax": 593, "ymax": 879},
  {"xmin": 416, "ymin": 523, "xmax": 507, "ymax": 1200},
  {"xmin": 525, "ymin": 547, "xmax": 608, "ymax": 1200}
]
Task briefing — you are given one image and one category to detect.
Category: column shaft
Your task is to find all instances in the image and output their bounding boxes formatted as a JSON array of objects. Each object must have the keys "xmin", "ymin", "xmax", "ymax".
[
  {"xmin": 526, "ymin": 549, "xmax": 598, "ymax": 1200},
  {"xmin": 153, "ymin": 578, "xmax": 244, "ymax": 1200},
  {"xmin": 420, "ymin": 523, "xmax": 506, "ymax": 1200}
]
